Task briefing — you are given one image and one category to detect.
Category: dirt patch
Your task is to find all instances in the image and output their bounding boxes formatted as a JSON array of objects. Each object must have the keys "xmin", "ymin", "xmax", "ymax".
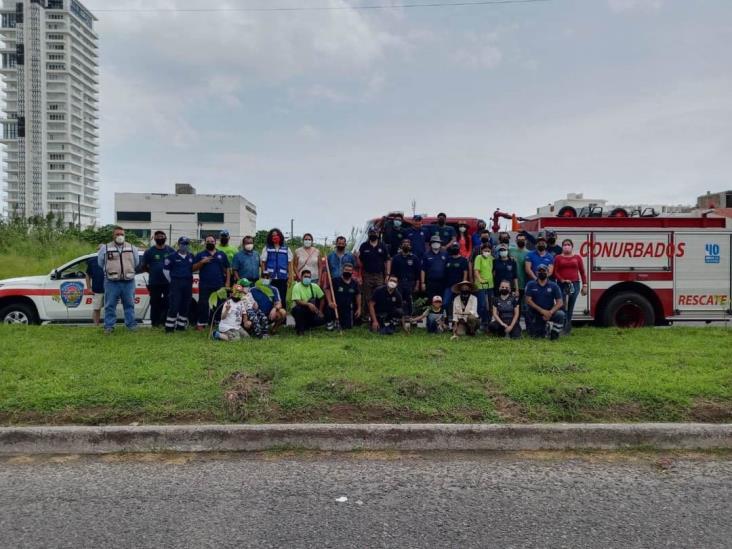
[
  {"xmin": 580, "ymin": 402, "xmax": 645, "ymax": 422},
  {"xmin": 222, "ymin": 371, "xmax": 273, "ymax": 420},
  {"xmin": 485, "ymin": 385, "xmax": 528, "ymax": 423},
  {"xmin": 389, "ymin": 378, "xmax": 429, "ymax": 399},
  {"xmin": 688, "ymin": 399, "xmax": 732, "ymax": 423}
]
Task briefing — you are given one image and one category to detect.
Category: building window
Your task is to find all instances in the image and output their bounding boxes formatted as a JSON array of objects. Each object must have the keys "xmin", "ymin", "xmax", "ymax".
[
  {"xmin": 127, "ymin": 229, "xmax": 151, "ymax": 239},
  {"xmin": 3, "ymin": 123, "xmax": 18, "ymax": 140},
  {"xmin": 200, "ymin": 230, "xmax": 223, "ymax": 240},
  {"xmin": 48, "ymin": 0, "xmax": 64, "ymax": 9},
  {"xmin": 197, "ymin": 212, "xmax": 225, "ymax": 223},
  {"xmin": 117, "ymin": 211, "xmax": 152, "ymax": 222},
  {"xmin": 49, "ymin": 153, "xmax": 65, "ymax": 160},
  {"xmin": 1, "ymin": 13, "xmax": 16, "ymax": 28}
]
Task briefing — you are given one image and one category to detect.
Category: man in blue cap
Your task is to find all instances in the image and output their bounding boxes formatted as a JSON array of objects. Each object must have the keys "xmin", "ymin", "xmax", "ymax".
[
  {"xmin": 217, "ymin": 229, "xmax": 238, "ymax": 265},
  {"xmin": 407, "ymin": 215, "xmax": 430, "ymax": 259},
  {"xmin": 163, "ymin": 236, "xmax": 195, "ymax": 333}
]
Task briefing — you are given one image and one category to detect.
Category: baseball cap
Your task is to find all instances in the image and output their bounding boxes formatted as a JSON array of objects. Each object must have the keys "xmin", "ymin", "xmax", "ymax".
[
  {"xmin": 237, "ymin": 278, "xmax": 252, "ymax": 288},
  {"xmin": 178, "ymin": 236, "xmax": 190, "ymax": 245},
  {"xmin": 413, "ymin": 215, "xmax": 423, "ymax": 221},
  {"xmin": 537, "ymin": 264, "xmax": 549, "ymax": 272},
  {"xmin": 432, "ymin": 295, "xmax": 443, "ymax": 303},
  {"xmin": 430, "ymin": 235, "xmax": 442, "ymax": 243},
  {"xmin": 219, "ymin": 229, "xmax": 230, "ymax": 238}
]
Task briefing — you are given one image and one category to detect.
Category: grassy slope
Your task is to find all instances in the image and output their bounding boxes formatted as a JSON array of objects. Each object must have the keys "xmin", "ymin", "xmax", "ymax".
[
  {"xmin": 0, "ymin": 325, "xmax": 730, "ymax": 425},
  {"xmin": 0, "ymin": 240, "xmax": 93, "ymax": 281}
]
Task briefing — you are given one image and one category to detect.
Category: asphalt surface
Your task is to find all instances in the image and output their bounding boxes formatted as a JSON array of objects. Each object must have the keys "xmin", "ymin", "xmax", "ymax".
[{"xmin": 0, "ymin": 452, "xmax": 730, "ymax": 549}]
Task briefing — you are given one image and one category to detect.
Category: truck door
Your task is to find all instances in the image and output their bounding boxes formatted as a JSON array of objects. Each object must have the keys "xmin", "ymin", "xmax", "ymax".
[
  {"xmin": 674, "ymin": 232, "xmax": 731, "ymax": 319},
  {"xmin": 42, "ymin": 256, "xmax": 96, "ymax": 321}
]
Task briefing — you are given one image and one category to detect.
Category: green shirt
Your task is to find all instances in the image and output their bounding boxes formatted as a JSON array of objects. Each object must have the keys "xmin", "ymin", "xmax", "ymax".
[
  {"xmin": 218, "ymin": 244, "xmax": 238, "ymax": 265},
  {"xmin": 473, "ymin": 254, "xmax": 494, "ymax": 290},
  {"xmin": 291, "ymin": 282, "xmax": 325, "ymax": 303},
  {"xmin": 512, "ymin": 248, "xmax": 530, "ymax": 290}
]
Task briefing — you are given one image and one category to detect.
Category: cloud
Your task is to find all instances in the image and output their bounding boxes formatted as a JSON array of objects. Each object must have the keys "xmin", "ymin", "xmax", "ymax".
[
  {"xmin": 453, "ymin": 32, "xmax": 503, "ymax": 70},
  {"xmin": 608, "ymin": 0, "xmax": 664, "ymax": 13}
]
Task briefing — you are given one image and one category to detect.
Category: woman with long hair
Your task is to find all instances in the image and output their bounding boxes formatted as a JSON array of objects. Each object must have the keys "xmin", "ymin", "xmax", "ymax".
[
  {"xmin": 552, "ymin": 238, "xmax": 587, "ymax": 334},
  {"xmin": 294, "ymin": 232, "xmax": 322, "ymax": 284},
  {"xmin": 259, "ymin": 228, "xmax": 293, "ymax": 302},
  {"xmin": 456, "ymin": 221, "xmax": 472, "ymax": 260}
]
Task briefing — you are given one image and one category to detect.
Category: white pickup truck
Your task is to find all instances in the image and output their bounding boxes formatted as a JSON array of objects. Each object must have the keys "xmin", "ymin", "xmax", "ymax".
[{"xmin": 0, "ymin": 253, "xmax": 199, "ymax": 325}]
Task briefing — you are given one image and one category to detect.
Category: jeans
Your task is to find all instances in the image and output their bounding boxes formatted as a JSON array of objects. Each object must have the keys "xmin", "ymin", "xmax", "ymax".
[
  {"xmin": 476, "ymin": 289, "xmax": 492, "ymax": 324},
  {"xmin": 560, "ymin": 281, "xmax": 581, "ymax": 333},
  {"xmin": 426, "ymin": 312, "xmax": 447, "ymax": 333},
  {"xmin": 487, "ymin": 319, "xmax": 522, "ymax": 339},
  {"xmin": 272, "ymin": 279, "xmax": 289, "ymax": 309},
  {"xmin": 292, "ymin": 303, "xmax": 326, "ymax": 334},
  {"xmin": 526, "ymin": 309, "xmax": 567, "ymax": 339},
  {"xmin": 148, "ymin": 283, "xmax": 169, "ymax": 327},
  {"xmin": 443, "ymin": 288, "xmax": 456, "ymax": 320},
  {"xmin": 103, "ymin": 279, "xmax": 136, "ymax": 330}
]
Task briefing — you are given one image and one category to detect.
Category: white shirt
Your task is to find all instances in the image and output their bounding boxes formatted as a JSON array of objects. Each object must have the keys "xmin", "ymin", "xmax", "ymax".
[
  {"xmin": 219, "ymin": 299, "xmax": 245, "ymax": 332},
  {"xmin": 453, "ymin": 295, "xmax": 479, "ymax": 319}
]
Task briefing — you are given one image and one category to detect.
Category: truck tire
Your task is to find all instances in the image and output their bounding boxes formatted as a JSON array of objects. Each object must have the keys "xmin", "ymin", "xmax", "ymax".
[
  {"xmin": 601, "ymin": 292, "xmax": 655, "ymax": 328},
  {"xmin": 0, "ymin": 302, "xmax": 40, "ymax": 325},
  {"xmin": 557, "ymin": 206, "xmax": 577, "ymax": 218},
  {"xmin": 609, "ymin": 207, "xmax": 629, "ymax": 218}
]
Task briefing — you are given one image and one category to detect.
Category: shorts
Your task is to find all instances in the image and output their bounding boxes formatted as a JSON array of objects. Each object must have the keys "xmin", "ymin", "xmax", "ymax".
[{"xmin": 92, "ymin": 293, "xmax": 104, "ymax": 312}]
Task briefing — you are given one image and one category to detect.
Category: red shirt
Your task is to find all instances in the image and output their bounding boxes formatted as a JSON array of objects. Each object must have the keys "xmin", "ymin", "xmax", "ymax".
[{"xmin": 553, "ymin": 254, "xmax": 587, "ymax": 284}]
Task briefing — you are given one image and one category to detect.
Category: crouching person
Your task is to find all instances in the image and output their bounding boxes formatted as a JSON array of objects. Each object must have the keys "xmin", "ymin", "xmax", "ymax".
[
  {"xmin": 487, "ymin": 280, "xmax": 522, "ymax": 339},
  {"xmin": 369, "ymin": 274, "xmax": 404, "ymax": 335},
  {"xmin": 237, "ymin": 279, "xmax": 270, "ymax": 339},
  {"xmin": 451, "ymin": 280, "xmax": 480, "ymax": 339},
  {"xmin": 251, "ymin": 272, "xmax": 287, "ymax": 334},
  {"xmin": 412, "ymin": 295, "xmax": 448, "ymax": 334},
  {"xmin": 213, "ymin": 285, "xmax": 248, "ymax": 341},
  {"xmin": 525, "ymin": 264, "xmax": 566, "ymax": 340},
  {"xmin": 291, "ymin": 269, "xmax": 326, "ymax": 335}
]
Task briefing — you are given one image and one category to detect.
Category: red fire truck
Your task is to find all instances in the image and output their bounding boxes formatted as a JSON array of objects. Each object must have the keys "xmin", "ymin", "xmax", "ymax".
[{"xmin": 520, "ymin": 216, "xmax": 732, "ymax": 327}]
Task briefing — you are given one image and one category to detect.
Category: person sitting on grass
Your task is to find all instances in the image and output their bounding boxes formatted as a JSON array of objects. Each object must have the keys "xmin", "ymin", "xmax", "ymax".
[
  {"xmin": 487, "ymin": 279, "xmax": 522, "ymax": 339},
  {"xmin": 525, "ymin": 264, "xmax": 565, "ymax": 340},
  {"xmin": 368, "ymin": 274, "xmax": 404, "ymax": 335},
  {"xmin": 238, "ymin": 279, "xmax": 270, "ymax": 339},
  {"xmin": 290, "ymin": 269, "xmax": 326, "ymax": 336},
  {"xmin": 251, "ymin": 271, "xmax": 287, "ymax": 334},
  {"xmin": 411, "ymin": 295, "xmax": 448, "ymax": 334},
  {"xmin": 451, "ymin": 280, "xmax": 479, "ymax": 340},
  {"xmin": 213, "ymin": 285, "xmax": 248, "ymax": 342}
]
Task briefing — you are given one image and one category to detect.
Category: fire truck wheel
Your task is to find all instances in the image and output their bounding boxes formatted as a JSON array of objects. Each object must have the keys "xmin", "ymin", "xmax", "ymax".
[
  {"xmin": 609, "ymin": 207, "xmax": 629, "ymax": 218},
  {"xmin": 601, "ymin": 292, "xmax": 655, "ymax": 328},
  {"xmin": 557, "ymin": 206, "xmax": 577, "ymax": 218},
  {"xmin": 0, "ymin": 302, "xmax": 40, "ymax": 325}
]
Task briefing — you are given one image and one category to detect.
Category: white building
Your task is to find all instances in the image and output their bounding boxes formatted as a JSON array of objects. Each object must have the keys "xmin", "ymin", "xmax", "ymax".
[
  {"xmin": 0, "ymin": 0, "xmax": 99, "ymax": 226},
  {"xmin": 115, "ymin": 184, "xmax": 257, "ymax": 244}
]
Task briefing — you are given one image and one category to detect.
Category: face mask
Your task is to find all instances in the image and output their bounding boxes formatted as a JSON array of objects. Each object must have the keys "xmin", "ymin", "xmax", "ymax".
[
  {"xmin": 244, "ymin": 244, "xmax": 254, "ymax": 252},
  {"xmin": 303, "ymin": 240, "xmax": 313, "ymax": 248},
  {"xmin": 538, "ymin": 272, "xmax": 548, "ymax": 281},
  {"xmin": 369, "ymin": 234, "xmax": 378, "ymax": 242},
  {"xmin": 431, "ymin": 243, "xmax": 441, "ymax": 252},
  {"xmin": 401, "ymin": 246, "xmax": 411, "ymax": 253},
  {"xmin": 438, "ymin": 219, "xmax": 446, "ymax": 227},
  {"xmin": 459, "ymin": 227, "xmax": 467, "ymax": 233},
  {"xmin": 221, "ymin": 238, "xmax": 229, "ymax": 245},
  {"xmin": 482, "ymin": 251, "xmax": 491, "ymax": 258},
  {"xmin": 231, "ymin": 296, "xmax": 241, "ymax": 303},
  {"xmin": 302, "ymin": 277, "xmax": 312, "ymax": 286},
  {"xmin": 499, "ymin": 237, "xmax": 509, "ymax": 244},
  {"xmin": 154, "ymin": 238, "xmax": 166, "ymax": 246},
  {"xmin": 206, "ymin": 243, "xmax": 216, "ymax": 251},
  {"xmin": 517, "ymin": 240, "xmax": 526, "ymax": 249},
  {"xmin": 387, "ymin": 281, "xmax": 398, "ymax": 290},
  {"xmin": 499, "ymin": 250, "xmax": 508, "ymax": 258},
  {"xmin": 548, "ymin": 238, "xmax": 557, "ymax": 245},
  {"xmin": 272, "ymin": 235, "xmax": 281, "ymax": 245},
  {"xmin": 336, "ymin": 245, "xmax": 346, "ymax": 251},
  {"xmin": 449, "ymin": 246, "xmax": 460, "ymax": 256},
  {"xmin": 460, "ymin": 291, "xmax": 470, "ymax": 298},
  {"xmin": 500, "ymin": 289, "xmax": 510, "ymax": 296},
  {"xmin": 393, "ymin": 220, "xmax": 402, "ymax": 228},
  {"xmin": 261, "ymin": 278, "xmax": 271, "ymax": 286},
  {"xmin": 342, "ymin": 273, "xmax": 352, "ymax": 281},
  {"xmin": 481, "ymin": 237, "xmax": 490, "ymax": 243},
  {"xmin": 537, "ymin": 244, "xmax": 547, "ymax": 252},
  {"xmin": 114, "ymin": 235, "xmax": 125, "ymax": 245},
  {"xmin": 179, "ymin": 245, "xmax": 189, "ymax": 254},
  {"xmin": 563, "ymin": 245, "xmax": 573, "ymax": 254}
]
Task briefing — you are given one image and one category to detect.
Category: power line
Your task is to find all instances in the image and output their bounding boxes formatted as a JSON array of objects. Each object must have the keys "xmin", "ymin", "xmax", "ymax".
[{"xmin": 93, "ymin": 0, "xmax": 551, "ymax": 14}]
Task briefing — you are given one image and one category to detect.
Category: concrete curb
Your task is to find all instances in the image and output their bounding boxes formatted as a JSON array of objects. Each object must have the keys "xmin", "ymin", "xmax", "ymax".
[{"xmin": 0, "ymin": 423, "xmax": 731, "ymax": 455}]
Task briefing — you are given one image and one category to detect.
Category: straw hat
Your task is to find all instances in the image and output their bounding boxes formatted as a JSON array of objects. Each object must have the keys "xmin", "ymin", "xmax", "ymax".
[{"xmin": 452, "ymin": 280, "xmax": 476, "ymax": 294}]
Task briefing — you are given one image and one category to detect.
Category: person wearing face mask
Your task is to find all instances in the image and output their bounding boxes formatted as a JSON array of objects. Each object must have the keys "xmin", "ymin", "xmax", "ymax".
[
  {"xmin": 327, "ymin": 236, "xmax": 357, "ymax": 281},
  {"xmin": 492, "ymin": 245, "xmax": 519, "ymax": 298},
  {"xmin": 471, "ymin": 220, "xmax": 488, "ymax": 251},
  {"xmin": 260, "ymin": 228, "xmax": 293, "ymax": 304},
  {"xmin": 429, "ymin": 212, "xmax": 457, "ymax": 249},
  {"xmin": 450, "ymin": 280, "xmax": 479, "ymax": 339},
  {"xmin": 525, "ymin": 264, "xmax": 565, "ymax": 340},
  {"xmin": 456, "ymin": 221, "xmax": 472, "ymax": 259},
  {"xmin": 411, "ymin": 295, "xmax": 447, "ymax": 334},
  {"xmin": 232, "ymin": 236, "xmax": 260, "ymax": 285},
  {"xmin": 291, "ymin": 269, "xmax": 326, "ymax": 335},
  {"xmin": 492, "ymin": 232, "xmax": 512, "ymax": 259},
  {"xmin": 473, "ymin": 242, "xmax": 495, "ymax": 326},
  {"xmin": 525, "ymin": 235, "xmax": 555, "ymax": 281},
  {"xmin": 389, "ymin": 238, "xmax": 421, "ymax": 316},
  {"xmin": 488, "ymin": 280, "xmax": 522, "ymax": 339},
  {"xmin": 512, "ymin": 234, "xmax": 530, "ymax": 302},
  {"xmin": 97, "ymin": 226, "xmax": 140, "ymax": 334},
  {"xmin": 212, "ymin": 284, "xmax": 248, "ymax": 342},
  {"xmin": 443, "ymin": 242, "xmax": 470, "ymax": 319},
  {"xmin": 369, "ymin": 274, "xmax": 404, "ymax": 335},
  {"xmin": 294, "ymin": 233, "xmax": 322, "ymax": 284},
  {"xmin": 545, "ymin": 230, "xmax": 562, "ymax": 256},
  {"xmin": 471, "ymin": 229, "xmax": 495, "ymax": 262},
  {"xmin": 421, "ymin": 235, "xmax": 448, "ymax": 303},
  {"xmin": 236, "ymin": 279, "xmax": 270, "ymax": 339},
  {"xmin": 407, "ymin": 215, "xmax": 430, "ymax": 259},
  {"xmin": 357, "ymin": 229, "xmax": 391, "ymax": 322},
  {"xmin": 251, "ymin": 271, "xmax": 287, "ymax": 334},
  {"xmin": 385, "ymin": 213, "xmax": 409, "ymax": 257},
  {"xmin": 141, "ymin": 231, "xmax": 175, "ymax": 328},
  {"xmin": 325, "ymin": 263, "xmax": 361, "ymax": 330},
  {"xmin": 217, "ymin": 230, "xmax": 238, "ymax": 265},
  {"xmin": 163, "ymin": 236, "xmax": 195, "ymax": 333},
  {"xmin": 193, "ymin": 235, "xmax": 231, "ymax": 331},
  {"xmin": 552, "ymin": 238, "xmax": 587, "ymax": 334}
]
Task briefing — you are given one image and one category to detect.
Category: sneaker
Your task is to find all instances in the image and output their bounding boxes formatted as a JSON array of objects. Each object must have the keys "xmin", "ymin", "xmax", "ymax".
[
  {"xmin": 103, "ymin": 328, "xmax": 113, "ymax": 335},
  {"xmin": 262, "ymin": 334, "xmax": 271, "ymax": 340},
  {"xmin": 212, "ymin": 330, "xmax": 221, "ymax": 341},
  {"xmin": 326, "ymin": 321, "xmax": 335, "ymax": 331}
]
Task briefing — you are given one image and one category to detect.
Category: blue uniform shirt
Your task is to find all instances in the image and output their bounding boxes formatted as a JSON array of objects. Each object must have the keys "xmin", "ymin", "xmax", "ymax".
[
  {"xmin": 143, "ymin": 245, "xmax": 175, "ymax": 286},
  {"xmin": 85, "ymin": 258, "xmax": 105, "ymax": 294},
  {"xmin": 390, "ymin": 252, "xmax": 421, "ymax": 285},
  {"xmin": 194, "ymin": 250, "xmax": 229, "ymax": 288},
  {"xmin": 164, "ymin": 252, "xmax": 194, "ymax": 280},
  {"xmin": 251, "ymin": 286, "xmax": 282, "ymax": 316},
  {"xmin": 493, "ymin": 257, "xmax": 519, "ymax": 287},
  {"xmin": 525, "ymin": 280, "xmax": 563, "ymax": 310},
  {"xmin": 407, "ymin": 227, "xmax": 430, "ymax": 258},
  {"xmin": 444, "ymin": 255, "xmax": 469, "ymax": 287},
  {"xmin": 421, "ymin": 250, "xmax": 448, "ymax": 281},
  {"xmin": 327, "ymin": 251, "xmax": 357, "ymax": 279},
  {"xmin": 526, "ymin": 250, "xmax": 555, "ymax": 276},
  {"xmin": 358, "ymin": 241, "xmax": 389, "ymax": 274},
  {"xmin": 232, "ymin": 250, "xmax": 260, "ymax": 281},
  {"xmin": 429, "ymin": 224, "xmax": 457, "ymax": 246}
]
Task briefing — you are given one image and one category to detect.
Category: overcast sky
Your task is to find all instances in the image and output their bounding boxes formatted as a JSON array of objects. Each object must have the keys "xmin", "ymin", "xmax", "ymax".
[{"xmin": 87, "ymin": 0, "xmax": 732, "ymax": 240}]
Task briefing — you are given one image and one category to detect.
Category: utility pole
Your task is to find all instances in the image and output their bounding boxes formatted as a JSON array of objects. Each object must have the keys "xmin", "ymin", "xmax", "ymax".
[
  {"xmin": 290, "ymin": 218, "xmax": 294, "ymax": 240},
  {"xmin": 77, "ymin": 195, "xmax": 81, "ymax": 230},
  {"xmin": 411, "ymin": 199, "xmax": 417, "ymax": 217}
]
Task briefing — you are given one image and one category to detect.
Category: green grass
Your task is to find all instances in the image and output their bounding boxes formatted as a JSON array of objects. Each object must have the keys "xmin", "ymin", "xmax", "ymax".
[
  {"xmin": 0, "ymin": 240, "xmax": 94, "ymax": 281},
  {"xmin": 0, "ymin": 325, "xmax": 730, "ymax": 425}
]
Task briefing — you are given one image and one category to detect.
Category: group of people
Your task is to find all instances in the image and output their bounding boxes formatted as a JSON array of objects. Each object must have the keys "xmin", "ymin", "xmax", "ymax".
[{"xmin": 92, "ymin": 213, "xmax": 588, "ymax": 340}]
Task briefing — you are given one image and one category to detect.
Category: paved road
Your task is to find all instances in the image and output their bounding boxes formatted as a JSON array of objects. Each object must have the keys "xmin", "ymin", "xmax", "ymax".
[{"xmin": 1, "ymin": 452, "xmax": 730, "ymax": 549}]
